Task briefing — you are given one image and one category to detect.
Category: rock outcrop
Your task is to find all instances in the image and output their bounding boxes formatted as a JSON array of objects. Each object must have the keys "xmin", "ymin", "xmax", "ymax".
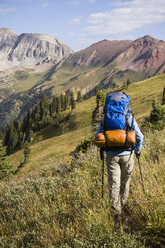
[{"xmin": 0, "ymin": 28, "xmax": 73, "ymax": 71}]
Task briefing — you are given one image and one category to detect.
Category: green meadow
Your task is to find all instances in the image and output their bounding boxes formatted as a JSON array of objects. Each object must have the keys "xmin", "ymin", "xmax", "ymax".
[{"xmin": 0, "ymin": 74, "xmax": 164, "ymax": 247}]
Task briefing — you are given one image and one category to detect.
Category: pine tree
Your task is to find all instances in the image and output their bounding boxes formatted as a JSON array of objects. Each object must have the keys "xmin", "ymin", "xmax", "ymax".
[
  {"xmin": 56, "ymin": 96, "xmax": 61, "ymax": 113},
  {"xmin": 8, "ymin": 122, "xmax": 19, "ymax": 152},
  {"xmin": 40, "ymin": 94, "xmax": 49, "ymax": 120},
  {"xmin": 14, "ymin": 120, "xmax": 23, "ymax": 148},
  {"xmin": 0, "ymin": 128, "xmax": 5, "ymax": 141},
  {"xmin": 126, "ymin": 79, "xmax": 131, "ymax": 88},
  {"xmin": 63, "ymin": 95, "xmax": 67, "ymax": 111},
  {"xmin": 70, "ymin": 93, "xmax": 75, "ymax": 110},
  {"xmin": 0, "ymin": 140, "xmax": 12, "ymax": 180},
  {"xmin": 60, "ymin": 93, "xmax": 64, "ymax": 111},
  {"xmin": 77, "ymin": 90, "xmax": 82, "ymax": 102},
  {"xmin": 95, "ymin": 86, "xmax": 99, "ymax": 96},
  {"xmin": 34, "ymin": 102, "xmax": 41, "ymax": 126},
  {"xmin": 51, "ymin": 95, "xmax": 57, "ymax": 114},
  {"xmin": 162, "ymin": 87, "xmax": 165, "ymax": 105},
  {"xmin": 84, "ymin": 94, "xmax": 88, "ymax": 100},
  {"xmin": 23, "ymin": 141, "xmax": 31, "ymax": 164},
  {"xmin": 92, "ymin": 90, "xmax": 106, "ymax": 131}
]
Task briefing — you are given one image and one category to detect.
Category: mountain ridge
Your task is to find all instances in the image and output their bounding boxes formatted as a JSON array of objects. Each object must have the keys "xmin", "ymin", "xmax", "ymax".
[
  {"xmin": 0, "ymin": 28, "xmax": 73, "ymax": 72},
  {"xmin": 0, "ymin": 30, "xmax": 165, "ymax": 127}
]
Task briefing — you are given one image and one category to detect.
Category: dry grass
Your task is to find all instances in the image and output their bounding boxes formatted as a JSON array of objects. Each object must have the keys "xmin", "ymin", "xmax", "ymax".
[
  {"xmin": 10, "ymin": 126, "xmax": 94, "ymax": 176},
  {"xmin": 0, "ymin": 129, "xmax": 164, "ymax": 247}
]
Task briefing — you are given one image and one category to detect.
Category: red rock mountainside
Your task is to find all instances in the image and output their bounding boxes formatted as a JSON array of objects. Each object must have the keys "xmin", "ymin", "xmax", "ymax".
[
  {"xmin": 114, "ymin": 35, "xmax": 165, "ymax": 73},
  {"xmin": 64, "ymin": 39, "xmax": 132, "ymax": 67},
  {"xmin": 63, "ymin": 35, "xmax": 165, "ymax": 74}
]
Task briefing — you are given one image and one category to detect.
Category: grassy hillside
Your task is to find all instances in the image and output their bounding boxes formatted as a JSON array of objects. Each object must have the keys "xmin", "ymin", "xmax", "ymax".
[
  {"xmin": 9, "ymin": 73, "xmax": 165, "ymax": 176},
  {"xmin": 0, "ymin": 69, "xmax": 45, "ymax": 95},
  {"xmin": 0, "ymin": 129, "xmax": 165, "ymax": 248},
  {"xmin": 0, "ymin": 74, "xmax": 165, "ymax": 247},
  {"xmin": 0, "ymin": 51, "xmax": 159, "ymax": 127}
]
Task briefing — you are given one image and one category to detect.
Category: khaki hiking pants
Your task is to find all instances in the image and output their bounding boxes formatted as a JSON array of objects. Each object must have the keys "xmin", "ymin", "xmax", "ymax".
[{"xmin": 106, "ymin": 153, "xmax": 134, "ymax": 214}]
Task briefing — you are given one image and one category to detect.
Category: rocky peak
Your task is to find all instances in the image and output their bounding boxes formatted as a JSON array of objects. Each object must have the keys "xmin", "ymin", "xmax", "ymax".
[
  {"xmin": 0, "ymin": 29, "xmax": 73, "ymax": 71},
  {"xmin": 0, "ymin": 28, "xmax": 18, "ymax": 49},
  {"xmin": 133, "ymin": 35, "xmax": 159, "ymax": 50}
]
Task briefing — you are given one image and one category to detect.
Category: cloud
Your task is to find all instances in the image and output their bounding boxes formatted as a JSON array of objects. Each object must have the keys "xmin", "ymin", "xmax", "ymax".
[
  {"xmin": 69, "ymin": 0, "xmax": 81, "ymax": 6},
  {"xmin": 40, "ymin": 0, "xmax": 50, "ymax": 8},
  {"xmin": 40, "ymin": 3, "xmax": 49, "ymax": 8},
  {"xmin": 69, "ymin": 17, "xmax": 82, "ymax": 25},
  {"xmin": 88, "ymin": 0, "xmax": 96, "ymax": 3},
  {"xmin": 85, "ymin": 0, "xmax": 165, "ymax": 35},
  {"xmin": 0, "ymin": 6, "xmax": 16, "ymax": 14}
]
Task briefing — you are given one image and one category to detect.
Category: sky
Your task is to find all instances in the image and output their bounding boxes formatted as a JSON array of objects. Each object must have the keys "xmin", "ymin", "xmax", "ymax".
[{"xmin": 0, "ymin": 0, "xmax": 165, "ymax": 51}]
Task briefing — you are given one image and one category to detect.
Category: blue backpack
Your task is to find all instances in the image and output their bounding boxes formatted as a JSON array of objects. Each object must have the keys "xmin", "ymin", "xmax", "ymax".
[{"xmin": 103, "ymin": 92, "xmax": 133, "ymax": 131}]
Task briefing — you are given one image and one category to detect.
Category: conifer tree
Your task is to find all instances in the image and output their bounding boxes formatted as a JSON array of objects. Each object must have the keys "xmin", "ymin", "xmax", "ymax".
[
  {"xmin": 126, "ymin": 79, "xmax": 131, "ymax": 88},
  {"xmin": 92, "ymin": 90, "xmax": 106, "ymax": 131},
  {"xmin": 95, "ymin": 86, "xmax": 99, "ymax": 96},
  {"xmin": 8, "ymin": 122, "xmax": 19, "ymax": 152},
  {"xmin": 51, "ymin": 95, "xmax": 57, "ymax": 114},
  {"xmin": 60, "ymin": 93, "xmax": 64, "ymax": 111},
  {"xmin": 70, "ymin": 92, "xmax": 75, "ymax": 110},
  {"xmin": 77, "ymin": 90, "xmax": 82, "ymax": 102},
  {"xmin": 14, "ymin": 120, "xmax": 23, "ymax": 148},
  {"xmin": 66, "ymin": 94, "xmax": 70, "ymax": 107},
  {"xmin": 0, "ymin": 140, "xmax": 12, "ymax": 179},
  {"xmin": 27, "ymin": 110, "xmax": 32, "ymax": 127},
  {"xmin": 84, "ymin": 94, "xmax": 88, "ymax": 100},
  {"xmin": 23, "ymin": 141, "xmax": 31, "ymax": 163},
  {"xmin": 56, "ymin": 96, "xmax": 61, "ymax": 113},
  {"xmin": 40, "ymin": 94, "xmax": 49, "ymax": 120},
  {"xmin": 0, "ymin": 129, "xmax": 5, "ymax": 141},
  {"xmin": 34, "ymin": 102, "xmax": 41, "ymax": 124},
  {"xmin": 63, "ymin": 94, "xmax": 67, "ymax": 111},
  {"xmin": 162, "ymin": 87, "xmax": 165, "ymax": 105}
]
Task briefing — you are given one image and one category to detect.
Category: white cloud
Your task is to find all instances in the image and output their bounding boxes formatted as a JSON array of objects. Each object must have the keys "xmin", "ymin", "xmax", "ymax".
[
  {"xmin": 40, "ymin": 0, "xmax": 50, "ymax": 8},
  {"xmin": 0, "ymin": 6, "xmax": 16, "ymax": 14},
  {"xmin": 69, "ymin": 0, "xmax": 81, "ymax": 6},
  {"xmin": 85, "ymin": 0, "xmax": 165, "ymax": 35},
  {"xmin": 41, "ymin": 3, "xmax": 49, "ymax": 8},
  {"xmin": 69, "ymin": 17, "xmax": 82, "ymax": 25},
  {"xmin": 88, "ymin": 0, "xmax": 96, "ymax": 3}
]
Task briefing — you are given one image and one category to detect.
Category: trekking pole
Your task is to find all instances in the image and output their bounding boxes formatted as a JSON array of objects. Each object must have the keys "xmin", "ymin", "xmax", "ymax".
[
  {"xmin": 137, "ymin": 156, "xmax": 145, "ymax": 194},
  {"xmin": 100, "ymin": 148, "xmax": 105, "ymax": 198}
]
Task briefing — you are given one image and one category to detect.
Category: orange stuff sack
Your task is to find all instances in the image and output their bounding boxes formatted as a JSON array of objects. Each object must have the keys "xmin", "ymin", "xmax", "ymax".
[
  {"xmin": 105, "ymin": 130, "xmax": 136, "ymax": 147},
  {"xmin": 94, "ymin": 130, "xmax": 136, "ymax": 148},
  {"xmin": 94, "ymin": 132, "xmax": 106, "ymax": 147}
]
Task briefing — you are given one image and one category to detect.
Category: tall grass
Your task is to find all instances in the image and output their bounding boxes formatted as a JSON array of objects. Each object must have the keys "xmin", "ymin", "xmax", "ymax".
[{"xmin": 0, "ymin": 129, "xmax": 164, "ymax": 247}]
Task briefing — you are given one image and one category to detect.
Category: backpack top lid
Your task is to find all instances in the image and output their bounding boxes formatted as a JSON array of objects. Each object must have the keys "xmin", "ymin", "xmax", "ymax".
[{"xmin": 104, "ymin": 92, "xmax": 130, "ymax": 114}]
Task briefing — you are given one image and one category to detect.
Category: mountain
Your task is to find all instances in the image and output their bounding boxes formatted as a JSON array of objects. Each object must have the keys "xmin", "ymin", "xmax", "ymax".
[
  {"xmin": 64, "ymin": 39, "xmax": 132, "ymax": 67},
  {"xmin": 60, "ymin": 35, "xmax": 165, "ymax": 72},
  {"xmin": 0, "ymin": 32, "xmax": 165, "ymax": 127},
  {"xmin": 45, "ymin": 35, "xmax": 165, "ymax": 95},
  {"xmin": 0, "ymin": 28, "xmax": 73, "ymax": 72},
  {"xmin": 114, "ymin": 35, "xmax": 165, "ymax": 73}
]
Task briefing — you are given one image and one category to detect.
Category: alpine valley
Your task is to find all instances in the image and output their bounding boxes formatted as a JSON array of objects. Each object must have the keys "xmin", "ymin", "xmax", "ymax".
[{"xmin": 0, "ymin": 28, "xmax": 165, "ymax": 126}]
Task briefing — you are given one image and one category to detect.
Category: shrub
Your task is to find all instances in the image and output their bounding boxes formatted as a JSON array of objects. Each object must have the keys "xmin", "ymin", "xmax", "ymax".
[
  {"xmin": 0, "ymin": 140, "xmax": 13, "ymax": 180},
  {"xmin": 149, "ymin": 101, "xmax": 165, "ymax": 130},
  {"xmin": 73, "ymin": 137, "xmax": 95, "ymax": 154}
]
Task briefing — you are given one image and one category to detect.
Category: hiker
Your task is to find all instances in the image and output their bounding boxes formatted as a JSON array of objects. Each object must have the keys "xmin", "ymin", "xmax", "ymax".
[{"xmin": 95, "ymin": 92, "xmax": 143, "ymax": 218}]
